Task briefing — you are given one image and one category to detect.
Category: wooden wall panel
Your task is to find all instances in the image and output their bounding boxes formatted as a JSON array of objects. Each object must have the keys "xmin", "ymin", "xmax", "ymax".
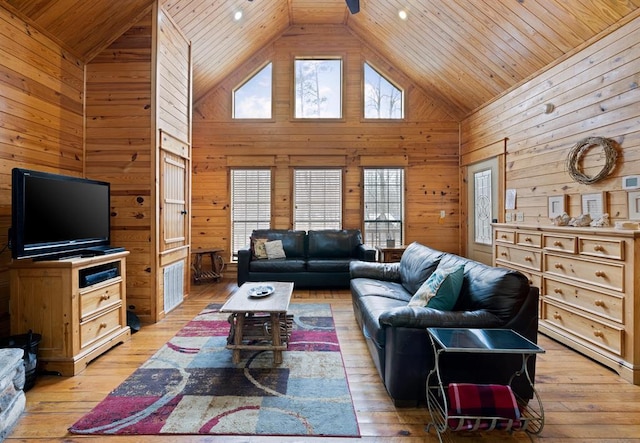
[
  {"xmin": 192, "ymin": 25, "xmax": 460, "ymax": 260},
  {"xmin": 85, "ymin": 10, "xmax": 156, "ymax": 323},
  {"xmin": 0, "ymin": 6, "xmax": 84, "ymax": 336},
  {"xmin": 461, "ymin": 14, "xmax": 640, "ymax": 226}
]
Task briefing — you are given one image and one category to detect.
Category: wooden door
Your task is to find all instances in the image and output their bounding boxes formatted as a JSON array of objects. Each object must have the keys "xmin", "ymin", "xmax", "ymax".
[{"xmin": 466, "ymin": 158, "xmax": 499, "ymax": 265}]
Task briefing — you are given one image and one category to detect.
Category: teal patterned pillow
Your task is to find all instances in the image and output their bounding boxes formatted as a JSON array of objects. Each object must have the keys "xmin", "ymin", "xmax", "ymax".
[{"xmin": 408, "ymin": 264, "xmax": 465, "ymax": 311}]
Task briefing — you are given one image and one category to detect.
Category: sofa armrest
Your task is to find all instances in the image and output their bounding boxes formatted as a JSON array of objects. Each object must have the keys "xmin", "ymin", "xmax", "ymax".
[
  {"xmin": 357, "ymin": 244, "xmax": 378, "ymax": 261},
  {"xmin": 379, "ymin": 306, "xmax": 502, "ymax": 329},
  {"xmin": 350, "ymin": 260, "xmax": 401, "ymax": 281},
  {"xmin": 237, "ymin": 248, "xmax": 252, "ymax": 285}
]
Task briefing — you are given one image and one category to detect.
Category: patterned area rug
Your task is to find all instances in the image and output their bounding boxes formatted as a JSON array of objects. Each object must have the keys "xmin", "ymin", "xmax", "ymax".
[{"xmin": 69, "ymin": 303, "xmax": 360, "ymax": 437}]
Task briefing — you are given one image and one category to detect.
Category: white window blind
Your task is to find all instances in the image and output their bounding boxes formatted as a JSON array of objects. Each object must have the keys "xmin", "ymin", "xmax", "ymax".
[
  {"xmin": 363, "ymin": 168, "xmax": 404, "ymax": 247},
  {"xmin": 293, "ymin": 169, "xmax": 342, "ymax": 231},
  {"xmin": 231, "ymin": 169, "xmax": 271, "ymax": 257}
]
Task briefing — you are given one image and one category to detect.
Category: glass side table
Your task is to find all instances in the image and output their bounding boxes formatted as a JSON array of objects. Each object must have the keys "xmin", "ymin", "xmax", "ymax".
[{"xmin": 425, "ymin": 328, "xmax": 545, "ymax": 442}]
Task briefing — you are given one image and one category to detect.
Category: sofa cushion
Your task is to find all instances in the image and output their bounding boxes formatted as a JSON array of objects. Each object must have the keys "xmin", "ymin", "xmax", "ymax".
[
  {"xmin": 251, "ymin": 229, "xmax": 306, "ymax": 258},
  {"xmin": 351, "ymin": 278, "xmax": 412, "ymax": 303},
  {"xmin": 252, "ymin": 238, "xmax": 269, "ymax": 259},
  {"xmin": 306, "ymin": 258, "xmax": 353, "ymax": 273},
  {"xmin": 265, "ymin": 240, "xmax": 286, "ymax": 259},
  {"xmin": 308, "ymin": 229, "xmax": 363, "ymax": 258},
  {"xmin": 356, "ymin": 291, "xmax": 408, "ymax": 347},
  {"xmin": 399, "ymin": 242, "xmax": 443, "ymax": 294},
  {"xmin": 249, "ymin": 258, "xmax": 306, "ymax": 273},
  {"xmin": 408, "ymin": 264, "xmax": 464, "ymax": 310}
]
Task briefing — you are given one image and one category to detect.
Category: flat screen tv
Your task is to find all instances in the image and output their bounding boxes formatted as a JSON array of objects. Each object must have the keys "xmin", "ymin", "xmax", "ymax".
[{"xmin": 10, "ymin": 168, "xmax": 112, "ymax": 260}]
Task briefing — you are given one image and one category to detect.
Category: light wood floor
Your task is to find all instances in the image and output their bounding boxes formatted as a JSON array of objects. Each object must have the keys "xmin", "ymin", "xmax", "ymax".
[{"xmin": 7, "ymin": 280, "xmax": 640, "ymax": 442}]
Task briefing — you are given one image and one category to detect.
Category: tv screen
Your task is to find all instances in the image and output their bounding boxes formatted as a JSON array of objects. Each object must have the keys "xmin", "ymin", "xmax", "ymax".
[{"xmin": 11, "ymin": 168, "xmax": 111, "ymax": 259}]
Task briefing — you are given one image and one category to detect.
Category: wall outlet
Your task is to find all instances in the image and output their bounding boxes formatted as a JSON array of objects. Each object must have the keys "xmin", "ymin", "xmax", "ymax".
[
  {"xmin": 505, "ymin": 212, "xmax": 512, "ymax": 222},
  {"xmin": 440, "ymin": 210, "xmax": 446, "ymax": 218},
  {"xmin": 516, "ymin": 212, "xmax": 524, "ymax": 222}
]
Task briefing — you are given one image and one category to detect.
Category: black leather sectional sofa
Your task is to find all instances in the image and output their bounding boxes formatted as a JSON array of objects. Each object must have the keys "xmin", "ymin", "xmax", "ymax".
[
  {"xmin": 350, "ymin": 242, "xmax": 540, "ymax": 406},
  {"xmin": 237, "ymin": 229, "xmax": 377, "ymax": 288}
]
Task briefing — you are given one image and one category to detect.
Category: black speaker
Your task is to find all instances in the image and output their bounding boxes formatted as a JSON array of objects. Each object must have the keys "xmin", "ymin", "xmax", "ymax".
[{"xmin": 346, "ymin": 0, "xmax": 359, "ymax": 14}]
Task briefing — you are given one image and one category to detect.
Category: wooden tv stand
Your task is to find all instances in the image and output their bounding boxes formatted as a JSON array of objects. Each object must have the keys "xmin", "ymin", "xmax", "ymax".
[{"xmin": 9, "ymin": 251, "xmax": 131, "ymax": 376}]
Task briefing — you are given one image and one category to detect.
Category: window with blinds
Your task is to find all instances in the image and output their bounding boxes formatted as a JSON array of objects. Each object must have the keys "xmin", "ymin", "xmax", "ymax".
[
  {"xmin": 231, "ymin": 169, "xmax": 271, "ymax": 258},
  {"xmin": 363, "ymin": 168, "xmax": 404, "ymax": 247},
  {"xmin": 293, "ymin": 169, "xmax": 342, "ymax": 231}
]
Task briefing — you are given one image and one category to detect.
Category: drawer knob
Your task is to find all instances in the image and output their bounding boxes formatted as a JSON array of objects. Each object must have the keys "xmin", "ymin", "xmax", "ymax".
[
  {"xmin": 525, "ymin": 237, "xmax": 532, "ymax": 242},
  {"xmin": 501, "ymin": 235, "xmax": 507, "ymax": 239},
  {"xmin": 594, "ymin": 300, "xmax": 606, "ymax": 307},
  {"xmin": 99, "ymin": 322, "xmax": 108, "ymax": 328},
  {"xmin": 553, "ymin": 288, "xmax": 562, "ymax": 294},
  {"xmin": 594, "ymin": 245, "xmax": 604, "ymax": 252},
  {"xmin": 525, "ymin": 256, "xmax": 533, "ymax": 262},
  {"xmin": 501, "ymin": 252, "xmax": 507, "ymax": 257},
  {"xmin": 553, "ymin": 313, "xmax": 562, "ymax": 320},
  {"xmin": 554, "ymin": 263, "xmax": 563, "ymax": 269},
  {"xmin": 595, "ymin": 270, "xmax": 606, "ymax": 278},
  {"xmin": 553, "ymin": 240, "xmax": 562, "ymax": 247},
  {"xmin": 593, "ymin": 330, "xmax": 604, "ymax": 338},
  {"xmin": 100, "ymin": 294, "xmax": 110, "ymax": 301}
]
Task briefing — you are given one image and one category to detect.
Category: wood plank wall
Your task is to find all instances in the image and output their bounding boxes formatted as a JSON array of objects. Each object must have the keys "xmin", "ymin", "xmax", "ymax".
[
  {"xmin": 191, "ymin": 25, "xmax": 460, "ymax": 261},
  {"xmin": 0, "ymin": 6, "xmax": 85, "ymax": 336},
  {"xmin": 85, "ymin": 8, "xmax": 156, "ymax": 323},
  {"xmin": 461, "ymin": 13, "xmax": 640, "ymax": 226}
]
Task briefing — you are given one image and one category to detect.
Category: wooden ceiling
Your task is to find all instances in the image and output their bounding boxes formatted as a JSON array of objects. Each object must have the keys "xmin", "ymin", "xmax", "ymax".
[{"xmin": 4, "ymin": 0, "xmax": 640, "ymax": 119}]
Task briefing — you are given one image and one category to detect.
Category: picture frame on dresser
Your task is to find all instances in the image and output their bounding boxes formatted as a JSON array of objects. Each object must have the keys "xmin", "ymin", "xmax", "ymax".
[
  {"xmin": 548, "ymin": 195, "xmax": 567, "ymax": 218},
  {"xmin": 581, "ymin": 191, "xmax": 606, "ymax": 220}
]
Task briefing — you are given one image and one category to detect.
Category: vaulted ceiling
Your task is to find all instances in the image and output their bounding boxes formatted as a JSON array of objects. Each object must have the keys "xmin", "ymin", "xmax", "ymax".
[{"xmin": 4, "ymin": 0, "xmax": 639, "ymax": 119}]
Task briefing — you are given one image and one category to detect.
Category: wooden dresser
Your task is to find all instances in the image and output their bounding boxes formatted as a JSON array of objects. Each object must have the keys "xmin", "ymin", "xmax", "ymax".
[
  {"xmin": 9, "ymin": 251, "xmax": 131, "ymax": 376},
  {"xmin": 493, "ymin": 223, "xmax": 640, "ymax": 384}
]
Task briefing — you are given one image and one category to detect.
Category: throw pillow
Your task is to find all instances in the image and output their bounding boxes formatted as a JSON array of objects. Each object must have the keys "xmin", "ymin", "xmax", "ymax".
[
  {"xmin": 407, "ymin": 264, "xmax": 464, "ymax": 310},
  {"xmin": 252, "ymin": 238, "xmax": 268, "ymax": 260},
  {"xmin": 265, "ymin": 239, "xmax": 286, "ymax": 259}
]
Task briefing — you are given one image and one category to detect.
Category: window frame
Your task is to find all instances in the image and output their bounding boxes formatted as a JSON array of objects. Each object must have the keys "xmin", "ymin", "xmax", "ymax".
[
  {"xmin": 229, "ymin": 168, "xmax": 273, "ymax": 260},
  {"xmin": 292, "ymin": 168, "xmax": 343, "ymax": 231},
  {"xmin": 362, "ymin": 167, "xmax": 405, "ymax": 247},
  {"xmin": 292, "ymin": 56, "xmax": 344, "ymax": 121}
]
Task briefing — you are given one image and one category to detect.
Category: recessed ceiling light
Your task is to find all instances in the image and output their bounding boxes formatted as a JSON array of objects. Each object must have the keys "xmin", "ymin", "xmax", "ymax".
[
  {"xmin": 234, "ymin": 10, "xmax": 243, "ymax": 21},
  {"xmin": 398, "ymin": 10, "xmax": 408, "ymax": 21}
]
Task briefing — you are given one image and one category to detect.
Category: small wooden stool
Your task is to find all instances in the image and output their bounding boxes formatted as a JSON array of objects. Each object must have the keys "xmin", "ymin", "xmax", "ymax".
[{"xmin": 192, "ymin": 248, "xmax": 225, "ymax": 283}]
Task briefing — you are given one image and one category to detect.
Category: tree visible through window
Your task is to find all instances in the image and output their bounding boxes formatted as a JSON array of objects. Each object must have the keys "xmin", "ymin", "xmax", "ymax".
[
  {"xmin": 363, "ymin": 168, "xmax": 404, "ymax": 246},
  {"xmin": 294, "ymin": 59, "xmax": 342, "ymax": 118},
  {"xmin": 230, "ymin": 169, "xmax": 271, "ymax": 258},
  {"xmin": 364, "ymin": 63, "xmax": 403, "ymax": 119},
  {"xmin": 293, "ymin": 169, "xmax": 342, "ymax": 230},
  {"xmin": 233, "ymin": 63, "xmax": 272, "ymax": 119}
]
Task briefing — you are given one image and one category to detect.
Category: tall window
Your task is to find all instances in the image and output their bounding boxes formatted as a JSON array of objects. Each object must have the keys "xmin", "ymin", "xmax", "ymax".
[
  {"xmin": 363, "ymin": 168, "xmax": 404, "ymax": 246},
  {"xmin": 293, "ymin": 169, "xmax": 342, "ymax": 230},
  {"xmin": 230, "ymin": 169, "xmax": 271, "ymax": 257},
  {"xmin": 233, "ymin": 62, "xmax": 272, "ymax": 119},
  {"xmin": 363, "ymin": 63, "xmax": 403, "ymax": 119},
  {"xmin": 474, "ymin": 169, "xmax": 492, "ymax": 245},
  {"xmin": 294, "ymin": 58, "xmax": 342, "ymax": 118}
]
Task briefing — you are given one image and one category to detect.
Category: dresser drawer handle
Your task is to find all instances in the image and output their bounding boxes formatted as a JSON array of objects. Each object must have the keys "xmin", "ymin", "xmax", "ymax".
[
  {"xmin": 553, "ymin": 240, "xmax": 562, "ymax": 247},
  {"xmin": 593, "ymin": 245, "xmax": 604, "ymax": 252},
  {"xmin": 100, "ymin": 294, "xmax": 110, "ymax": 301},
  {"xmin": 553, "ymin": 288, "xmax": 562, "ymax": 294},
  {"xmin": 554, "ymin": 263, "xmax": 563, "ymax": 269},
  {"xmin": 595, "ymin": 270, "xmax": 606, "ymax": 278},
  {"xmin": 553, "ymin": 313, "xmax": 562, "ymax": 320},
  {"xmin": 593, "ymin": 330, "xmax": 604, "ymax": 338},
  {"xmin": 525, "ymin": 237, "xmax": 532, "ymax": 242},
  {"xmin": 99, "ymin": 322, "xmax": 108, "ymax": 328},
  {"xmin": 501, "ymin": 252, "xmax": 507, "ymax": 257},
  {"xmin": 501, "ymin": 234, "xmax": 507, "ymax": 239},
  {"xmin": 594, "ymin": 300, "xmax": 606, "ymax": 307},
  {"xmin": 525, "ymin": 256, "xmax": 533, "ymax": 262}
]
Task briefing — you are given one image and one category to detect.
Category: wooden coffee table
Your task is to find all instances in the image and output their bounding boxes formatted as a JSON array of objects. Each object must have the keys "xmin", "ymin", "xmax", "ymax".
[{"xmin": 220, "ymin": 281, "xmax": 294, "ymax": 364}]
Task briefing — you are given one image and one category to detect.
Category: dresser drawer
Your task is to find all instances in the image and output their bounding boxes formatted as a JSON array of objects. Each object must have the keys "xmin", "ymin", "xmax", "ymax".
[
  {"xmin": 516, "ymin": 232, "xmax": 542, "ymax": 248},
  {"xmin": 579, "ymin": 237, "xmax": 624, "ymax": 261},
  {"xmin": 544, "ymin": 277, "xmax": 623, "ymax": 323},
  {"xmin": 543, "ymin": 234, "xmax": 577, "ymax": 253},
  {"xmin": 495, "ymin": 245, "xmax": 542, "ymax": 271},
  {"xmin": 544, "ymin": 253, "xmax": 624, "ymax": 292},
  {"xmin": 494, "ymin": 229, "xmax": 515, "ymax": 244},
  {"xmin": 80, "ymin": 281, "xmax": 122, "ymax": 319},
  {"xmin": 542, "ymin": 300, "xmax": 623, "ymax": 356},
  {"xmin": 80, "ymin": 305, "xmax": 123, "ymax": 349}
]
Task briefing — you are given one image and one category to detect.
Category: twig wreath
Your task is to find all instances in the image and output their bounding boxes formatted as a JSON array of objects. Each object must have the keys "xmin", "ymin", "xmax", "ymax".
[{"xmin": 566, "ymin": 136, "xmax": 617, "ymax": 184}]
